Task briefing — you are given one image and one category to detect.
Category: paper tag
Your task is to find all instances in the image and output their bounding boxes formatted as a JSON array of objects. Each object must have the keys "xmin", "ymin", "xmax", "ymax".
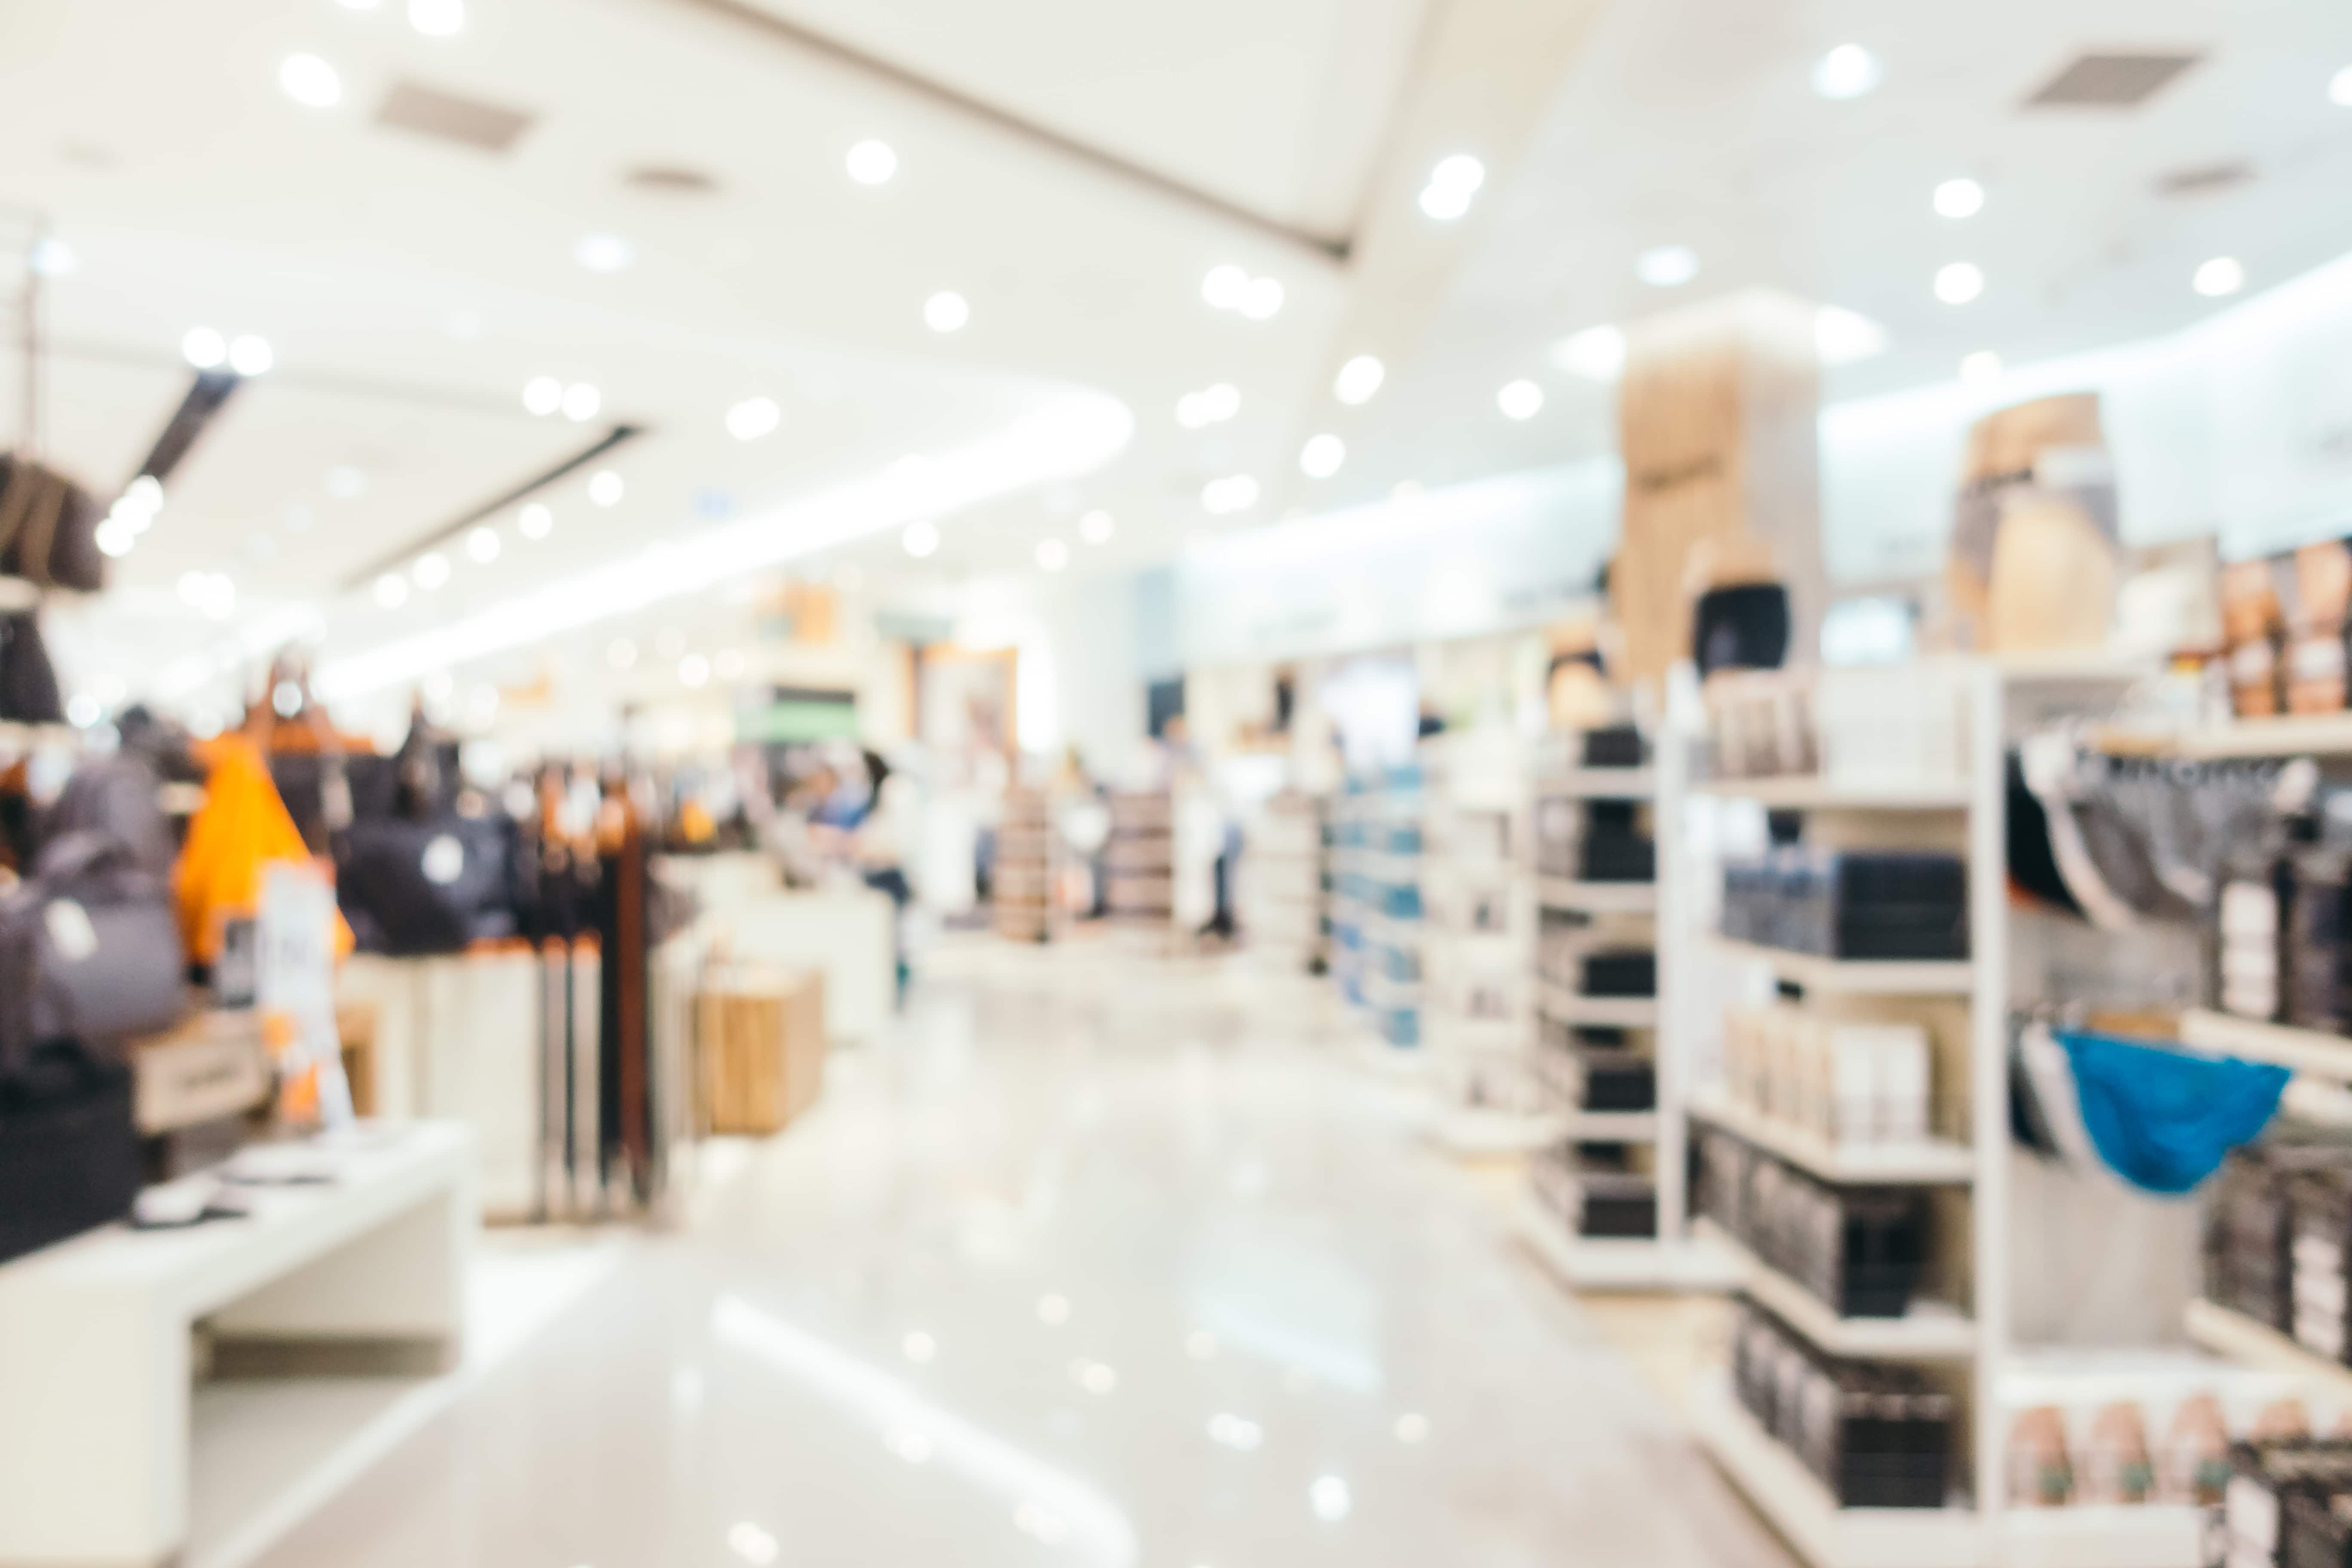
[{"xmin": 43, "ymin": 899, "xmax": 98, "ymax": 962}]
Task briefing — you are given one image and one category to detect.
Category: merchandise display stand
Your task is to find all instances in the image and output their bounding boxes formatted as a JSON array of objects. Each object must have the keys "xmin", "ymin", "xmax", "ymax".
[
  {"xmin": 1239, "ymin": 790, "xmax": 1329, "ymax": 974},
  {"xmin": 1328, "ymin": 767, "xmax": 1427, "ymax": 1066},
  {"xmin": 1417, "ymin": 728, "xmax": 1551, "ymax": 1154},
  {"xmin": 1684, "ymin": 660, "xmax": 2206, "ymax": 1568},
  {"xmin": 1516, "ymin": 697, "xmax": 1732, "ymax": 1289},
  {"xmin": 993, "ymin": 785, "xmax": 1058, "ymax": 943},
  {"xmin": 0, "ymin": 1123, "xmax": 477, "ymax": 1568},
  {"xmin": 1103, "ymin": 789, "xmax": 1176, "ymax": 950}
]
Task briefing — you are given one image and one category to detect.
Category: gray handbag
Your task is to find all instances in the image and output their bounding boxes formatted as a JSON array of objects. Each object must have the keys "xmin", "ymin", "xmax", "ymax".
[{"xmin": 0, "ymin": 831, "xmax": 184, "ymax": 1079}]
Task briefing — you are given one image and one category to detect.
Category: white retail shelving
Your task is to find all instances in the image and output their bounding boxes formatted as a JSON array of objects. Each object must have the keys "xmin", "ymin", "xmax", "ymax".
[
  {"xmin": 1534, "ymin": 980, "xmax": 1659, "ymax": 1029},
  {"xmin": 1687, "ymin": 1090, "xmax": 1976, "ymax": 1186},
  {"xmin": 2183, "ymin": 1297, "xmax": 2352, "ymax": 1403},
  {"xmin": 1686, "ymin": 659, "xmax": 2171, "ymax": 1568},
  {"xmin": 2177, "ymin": 1007, "xmax": 2352, "ymax": 1082},
  {"xmin": 1536, "ymin": 875, "xmax": 1657, "ymax": 914},
  {"xmin": 1708, "ymin": 937, "xmax": 1974, "ymax": 997},
  {"xmin": 1514, "ymin": 1197, "xmax": 1740, "ymax": 1293}
]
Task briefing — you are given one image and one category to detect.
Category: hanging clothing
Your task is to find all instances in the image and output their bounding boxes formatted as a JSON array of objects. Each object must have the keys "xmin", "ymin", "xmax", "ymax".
[{"xmin": 2049, "ymin": 1027, "xmax": 2288, "ymax": 1196}]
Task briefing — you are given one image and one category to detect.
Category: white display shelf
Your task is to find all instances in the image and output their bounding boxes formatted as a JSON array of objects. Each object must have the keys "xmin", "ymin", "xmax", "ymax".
[
  {"xmin": 2100, "ymin": 710, "xmax": 2352, "ymax": 761},
  {"xmin": 2179, "ymin": 1008, "xmax": 2352, "ymax": 1082},
  {"xmin": 1535, "ymin": 876, "xmax": 1657, "ymax": 913},
  {"xmin": 1710, "ymin": 938, "xmax": 1974, "ymax": 997},
  {"xmin": 1688, "ymin": 1090, "xmax": 1976, "ymax": 1185},
  {"xmin": 1695, "ymin": 776, "xmax": 1973, "ymax": 812},
  {"xmin": 1699, "ymin": 1221, "xmax": 1978, "ymax": 1360},
  {"xmin": 1423, "ymin": 1106, "xmax": 1565, "ymax": 1157},
  {"xmin": 1999, "ymin": 1505, "xmax": 2205, "ymax": 1568},
  {"xmin": 1554, "ymin": 1109, "xmax": 1659, "ymax": 1142},
  {"xmin": 1689, "ymin": 1375, "xmax": 1983, "ymax": 1568},
  {"xmin": 1535, "ymin": 980, "xmax": 1657, "ymax": 1029},
  {"xmin": 1540, "ymin": 766, "xmax": 1657, "ymax": 799},
  {"xmin": 1514, "ymin": 1199, "xmax": 1740, "ymax": 1293},
  {"xmin": 2184, "ymin": 1298, "xmax": 2352, "ymax": 1400}
]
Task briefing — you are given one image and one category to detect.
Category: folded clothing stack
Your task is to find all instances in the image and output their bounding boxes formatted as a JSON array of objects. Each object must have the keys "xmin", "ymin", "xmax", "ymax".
[
  {"xmin": 1699, "ymin": 1130, "xmax": 1933, "ymax": 1318},
  {"xmin": 1723, "ymin": 848, "xmax": 1969, "ymax": 961},
  {"xmin": 2205, "ymin": 1142, "xmax": 2352, "ymax": 1360},
  {"xmin": 2222, "ymin": 1439, "xmax": 2352, "ymax": 1568},
  {"xmin": 1536, "ymin": 1020, "xmax": 1654, "ymax": 1112},
  {"xmin": 1531, "ymin": 1142, "xmax": 1654, "ymax": 1239},
  {"xmin": 1732, "ymin": 1295, "xmax": 1954, "ymax": 1508}
]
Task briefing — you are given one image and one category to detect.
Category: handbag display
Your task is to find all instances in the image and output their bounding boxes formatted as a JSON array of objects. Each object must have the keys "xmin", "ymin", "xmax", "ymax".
[
  {"xmin": 0, "ymin": 456, "xmax": 104, "ymax": 593},
  {"xmin": 0, "ymin": 611, "xmax": 63, "ymax": 723},
  {"xmin": 42, "ymin": 753, "xmax": 174, "ymax": 877},
  {"xmin": 337, "ymin": 810, "xmax": 521, "ymax": 956},
  {"xmin": 0, "ymin": 1044, "xmax": 140, "ymax": 1265},
  {"xmin": 0, "ymin": 831, "xmax": 187, "ymax": 1075}
]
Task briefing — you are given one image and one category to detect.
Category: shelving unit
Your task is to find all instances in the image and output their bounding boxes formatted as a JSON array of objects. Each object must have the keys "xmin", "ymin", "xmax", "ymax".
[
  {"xmin": 1327, "ymin": 769, "xmax": 1426, "ymax": 1052},
  {"xmin": 1102, "ymin": 789, "xmax": 1175, "ymax": 949},
  {"xmin": 1513, "ymin": 706, "xmax": 1730, "ymax": 1290},
  {"xmin": 2183, "ymin": 1298, "xmax": 2352, "ymax": 1401},
  {"xmin": 992, "ymin": 785, "xmax": 1058, "ymax": 943},
  {"xmin": 1707, "ymin": 937, "xmax": 1974, "ymax": 997},
  {"xmin": 1684, "ymin": 660, "xmax": 2184, "ymax": 1568},
  {"xmin": 1239, "ymin": 790, "xmax": 1328, "ymax": 974}
]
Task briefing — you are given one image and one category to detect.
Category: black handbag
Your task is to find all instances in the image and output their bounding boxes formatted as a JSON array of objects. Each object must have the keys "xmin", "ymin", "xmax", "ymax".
[
  {"xmin": 338, "ymin": 810, "xmax": 521, "ymax": 955},
  {"xmin": 0, "ymin": 832, "xmax": 186, "ymax": 1076},
  {"xmin": 42, "ymin": 753, "xmax": 174, "ymax": 877},
  {"xmin": 0, "ymin": 611, "xmax": 63, "ymax": 723},
  {"xmin": 0, "ymin": 456, "xmax": 104, "ymax": 592},
  {"xmin": 0, "ymin": 1044, "xmax": 140, "ymax": 1265}
]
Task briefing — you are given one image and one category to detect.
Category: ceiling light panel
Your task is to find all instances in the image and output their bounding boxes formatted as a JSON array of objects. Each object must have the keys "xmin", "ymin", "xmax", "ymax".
[
  {"xmin": 1333, "ymin": 355, "xmax": 1384, "ymax": 406},
  {"xmin": 1811, "ymin": 44, "xmax": 1882, "ymax": 101}
]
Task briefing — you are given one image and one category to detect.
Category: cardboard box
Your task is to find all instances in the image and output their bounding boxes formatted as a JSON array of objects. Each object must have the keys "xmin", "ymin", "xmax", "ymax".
[{"xmin": 132, "ymin": 1009, "xmax": 271, "ymax": 1136}]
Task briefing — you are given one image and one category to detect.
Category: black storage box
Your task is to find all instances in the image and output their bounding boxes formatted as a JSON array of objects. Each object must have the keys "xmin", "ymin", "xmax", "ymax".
[
  {"xmin": 1580, "ymin": 725, "xmax": 1648, "ymax": 769},
  {"xmin": 1579, "ymin": 948, "xmax": 1657, "ymax": 997},
  {"xmin": 1577, "ymin": 800, "xmax": 1656, "ymax": 883},
  {"xmin": 0, "ymin": 1056, "xmax": 141, "ymax": 1266}
]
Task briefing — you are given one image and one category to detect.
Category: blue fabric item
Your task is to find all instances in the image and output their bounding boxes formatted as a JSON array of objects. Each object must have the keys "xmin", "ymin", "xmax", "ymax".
[{"xmin": 2051, "ymin": 1029, "xmax": 2289, "ymax": 1196}]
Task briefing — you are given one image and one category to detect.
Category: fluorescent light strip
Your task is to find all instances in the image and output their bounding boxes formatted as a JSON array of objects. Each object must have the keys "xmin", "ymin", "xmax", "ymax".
[
  {"xmin": 710, "ymin": 1295, "xmax": 1139, "ymax": 1567},
  {"xmin": 315, "ymin": 395, "xmax": 1130, "ymax": 699}
]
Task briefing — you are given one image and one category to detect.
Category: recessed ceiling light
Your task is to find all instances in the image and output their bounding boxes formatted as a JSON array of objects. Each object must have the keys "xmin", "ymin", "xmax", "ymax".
[
  {"xmin": 412, "ymin": 551, "xmax": 451, "ymax": 590},
  {"xmin": 574, "ymin": 233, "xmax": 635, "ymax": 274},
  {"xmin": 1333, "ymin": 354, "xmax": 1384, "ymax": 406},
  {"xmin": 726, "ymin": 1522, "xmax": 778, "ymax": 1566},
  {"xmin": 1636, "ymin": 245, "xmax": 1699, "ymax": 288},
  {"xmin": 325, "ymin": 464, "xmax": 368, "ymax": 499},
  {"xmin": 1176, "ymin": 382, "xmax": 1240, "ymax": 429},
  {"xmin": 1418, "ymin": 153, "xmax": 1485, "ymax": 221},
  {"xmin": 1078, "ymin": 510, "xmax": 1114, "ymax": 544},
  {"xmin": 1813, "ymin": 306, "xmax": 1888, "ymax": 365},
  {"xmin": 2194, "ymin": 255, "xmax": 2247, "ymax": 297},
  {"xmin": 902, "ymin": 1331, "xmax": 937, "ymax": 1363},
  {"xmin": 228, "ymin": 335, "xmax": 272, "ymax": 376},
  {"xmin": 1201, "ymin": 265, "xmax": 1249, "ymax": 310},
  {"xmin": 1207, "ymin": 1413, "xmax": 1264, "ymax": 1451},
  {"xmin": 2332, "ymin": 65, "xmax": 2352, "ymax": 106},
  {"xmin": 1202, "ymin": 475, "xmax": 1259, "ymax": 515},
  {"xmin": 1935, "ymin": 261, "xmax": 1985, "ymax": 304},
  {"xmin": 522, "ymin": 376, "xmax": 563, "ymax": 416},
  {"xmin": 1959, "ymin": 349, "xmax": 2003, "ymax": 385},
  {"xmin": 588, "ymin": 469, "xmax": 625, "ymax": 506},
  {"xmin": 608, "ymin": 637, "xmax": 637, "ymax": 669},
  {"xmin": 845, "ymin": 139, "xmax": 897, "ymax": 186},
  {"xmin": 1036, "ymin": 1292, "xmax": 1073, "ymax": 1324},
  {"xmin": 1497, "ymin": 379, "xmax": 1544, "ymax": 420},
  {"xmin": 1072, "ymin": 1360, "xmax": 1116, "ymax": 1394},
  {"xmin": 95, "ymin": 519, "xmax": 134, "ymax": 558},
  {"xmin": 1394, "ymin": 1413, "xmax": 1430, "ymax": 1444},
  {"xmin": 127, "ymin": 475, "xmax": 163, "ymax": 512},
  {"xmin": 466, "ymin": 525, "xmax": 501, "ymax": 563},
  {"xmin": 1035, "ymin": 538, "xmax": 1069, "ymax": 571},
  {"xmin": 1933, "ymin": 178, "xmax": 1985, "ymax": 219},
  {"xmin": 562, "ymin": 382, "xmax": 600, "ymax": 421},
  {"xmin": 278, "ymin": 53, "xmax": 343, "ymax": 109},
  {"xmin": 1551, "ymin": 325, "xmax": 1625, "ymax": 383},
  {"xmin": 1299, "ymin": 433, "xmax": 1346, "ymax": 478},
  {"xmin": 1238, "ymin": 277, "xmax": 1285, "ymax": 320},
  {"xmin": 28, "ymin": 237, "xmax": 74, "ymax": 277},
  {"xmin": 1309, "ymin": 1476, "xmax": 1352, "ymax": 1522},
  {"xmin": 374, "ymin": 573, "xmax": 409, "ymax": 609},
  {"xmin": 518, "ymin": 502, "xmax": 553, "ymax": 539},
  {"xmin": 924, "ymin": 291, "xmax": 969, "ymax": 333},
  {"xmin": 407, "ymin": 0, "xmax": 463, "ymax": 36},
  {"xmin": 181, "ymin": 326, "xmax": 227, "ymax": 370},
  {"xmin": 1812, "ymin": 43, "xmax": 1882, "ymax": 100},
  {"xmin": 726, "ymin": 396, "xmax": 780, "ymax": 441},
  {"xmin": 679, "ymin": 653, "xmax": 711, "ymax": 687},
  {"xmin": 903, "ymin": 519, "xmax": 940, "ymax": 557}
]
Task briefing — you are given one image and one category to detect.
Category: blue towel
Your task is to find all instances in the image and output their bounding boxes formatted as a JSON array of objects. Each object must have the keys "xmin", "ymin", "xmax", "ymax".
[{"xmin": 2052, "ymin": 1029, "xmax": 2289, "ymax": 1196}]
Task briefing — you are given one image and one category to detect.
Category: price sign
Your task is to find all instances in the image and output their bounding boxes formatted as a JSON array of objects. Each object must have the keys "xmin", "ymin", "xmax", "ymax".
[{"xmin": 258, "ymin": 861, "xmax": 353, "ymax": 1130}]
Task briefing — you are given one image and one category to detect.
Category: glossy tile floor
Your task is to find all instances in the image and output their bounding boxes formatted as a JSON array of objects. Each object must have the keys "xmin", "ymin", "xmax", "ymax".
[{"xmin": 255, "ymin": 939, "xmax": 1792, "ymax": 1568}]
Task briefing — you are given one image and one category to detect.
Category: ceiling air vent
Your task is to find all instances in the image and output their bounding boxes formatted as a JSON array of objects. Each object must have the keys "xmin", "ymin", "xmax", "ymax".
[
  {"xmin": 624, "ymin": 165, "xmax": 719, "ymax": 195},
  {"xmin": 2156, "ymin": 160, "xmax": 2253, "ymax": 198},
  {"xmin": 2024, "ymin": 52, "xmax": 2202, "ymax": 109},
  {"xmin": 375, "ymin": 80, "xmax": 533, "ymax": 154}
]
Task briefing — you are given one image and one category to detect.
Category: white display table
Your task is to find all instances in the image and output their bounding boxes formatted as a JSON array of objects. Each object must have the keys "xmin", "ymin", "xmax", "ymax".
[{"xmin": 0, "ymin": 1122, "xmax": 475, "ymax": 1567}]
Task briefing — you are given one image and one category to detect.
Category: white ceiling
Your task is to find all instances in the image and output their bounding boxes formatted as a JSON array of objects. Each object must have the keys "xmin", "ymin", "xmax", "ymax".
[{"xmin": 5, "ymin": 0, "xmax": 2352, "ymax": 728}]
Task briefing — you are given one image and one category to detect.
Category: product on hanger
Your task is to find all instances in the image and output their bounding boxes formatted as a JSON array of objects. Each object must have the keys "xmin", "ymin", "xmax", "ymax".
[
  {"xmin": 0, "ymin": 610, "xmax": 63, "ymax": 725},
  {"xmin": 0, "ymin": 832, "xmax": 184, "ymax": 1069},
  {"xmin": 0, "ymin": 457, "xmax": 103, "ymax": 594}
]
